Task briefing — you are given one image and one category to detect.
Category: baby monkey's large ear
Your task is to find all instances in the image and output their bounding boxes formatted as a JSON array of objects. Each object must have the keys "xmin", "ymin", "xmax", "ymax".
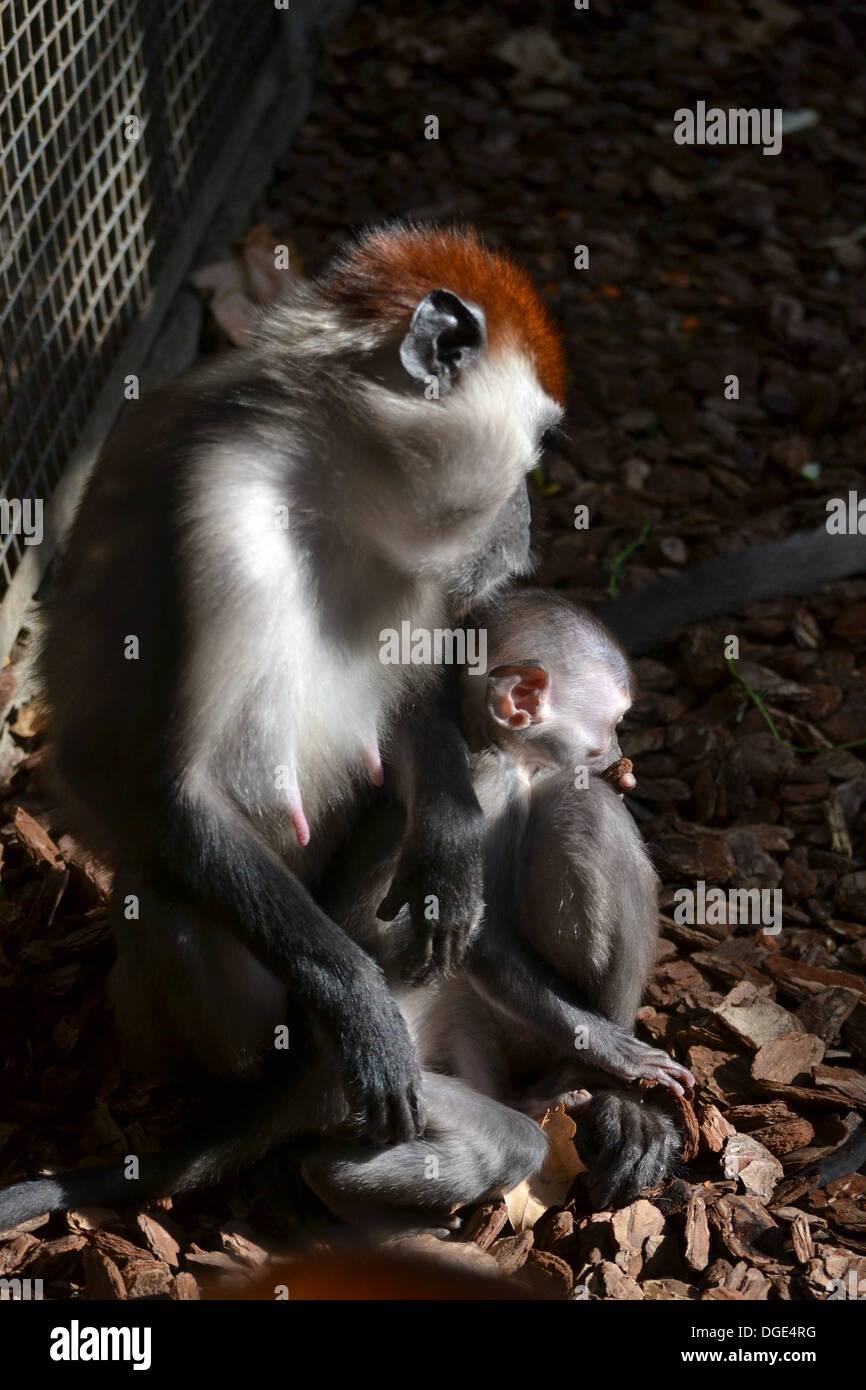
[{"xmin": 486, "ymin": 663, "xmax": 550, "ymax": 729}]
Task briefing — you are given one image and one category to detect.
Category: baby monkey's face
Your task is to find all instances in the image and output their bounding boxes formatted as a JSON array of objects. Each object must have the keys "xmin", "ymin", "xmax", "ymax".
[{"xmin": 477, "ymin": 651, "xmax": 633, "ymax": 783}]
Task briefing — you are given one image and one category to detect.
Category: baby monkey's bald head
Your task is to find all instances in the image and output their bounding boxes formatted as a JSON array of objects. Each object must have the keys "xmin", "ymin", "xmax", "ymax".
[{"xmin": 461, "ymin": 589, "xmax": 635, "ymax": 786}]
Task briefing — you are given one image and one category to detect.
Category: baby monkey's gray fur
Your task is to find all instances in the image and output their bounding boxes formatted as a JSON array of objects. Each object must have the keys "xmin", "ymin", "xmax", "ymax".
[{"xmin": 316, "ymin": 590, "xmax": 692, "ymax": 1214}]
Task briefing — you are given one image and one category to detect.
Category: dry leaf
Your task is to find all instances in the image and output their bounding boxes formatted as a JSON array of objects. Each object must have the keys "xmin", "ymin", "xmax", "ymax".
[
  {"xmin": 240, "ymin": 225, "xmax": 301, "ymax": 303},
  {"xmin": 191, "ymin": 225, "xmax": 301, "ymax": 346},
  {"xmin": 503, "ymin": 1105, "xmax": 585, "ymax": 1233},
  {"xmin": 190, "ymin": 259, "xmax": 258, "ymax": 347},
  {"xmin": 10, "ymin": 702, "xmax": 43, "ymax": 737}
]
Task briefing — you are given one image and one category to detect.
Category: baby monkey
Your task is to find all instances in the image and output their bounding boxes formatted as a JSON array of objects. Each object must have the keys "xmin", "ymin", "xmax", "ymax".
[{"xmin": 318, "ymin": 589, "xmax": 692, "ymax": 1212}]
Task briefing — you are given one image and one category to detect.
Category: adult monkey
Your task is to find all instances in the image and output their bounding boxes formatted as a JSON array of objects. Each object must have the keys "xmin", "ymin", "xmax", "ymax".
[{"xmin": 37, "ymin": 224, "xmax": 564, "ymax": 1150}]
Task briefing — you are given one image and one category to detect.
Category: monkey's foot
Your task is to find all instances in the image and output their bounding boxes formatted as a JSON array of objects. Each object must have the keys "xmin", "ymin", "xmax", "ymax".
[
  {"xmin": 561, "ymin": 1088, "xmax": 594, "ymax": 1115},
  {"xmin": 519, "ymin": 1086, "xmax": 593, "ymax": 1119}
]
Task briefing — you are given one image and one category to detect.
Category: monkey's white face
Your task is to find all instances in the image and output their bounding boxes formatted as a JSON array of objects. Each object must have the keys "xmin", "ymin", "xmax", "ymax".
[
  {"xmin": 433, "ymin": 344, "xmax": 562, "ymax": 508},
  {"xmin": 354, "ymin": 345, "xmax": 562, "ymax": 590},
  {"xmin": 515, "ymin": 664, "xmax": 632, "ymax": 777},
  {"xmin": 569, "ymin": 673, "xmax": 632, "ymax": 769}
]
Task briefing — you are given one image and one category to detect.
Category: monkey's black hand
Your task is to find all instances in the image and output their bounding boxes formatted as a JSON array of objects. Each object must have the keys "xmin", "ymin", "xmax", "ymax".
[
  {"xmin": 579, "ymin": 1091, "xmax": 682, "ymax": 1209},
  {"xmin": 377, "ymin": 798, "xmax": 485, "ymax": 986},
  {"xmin": 340, "ymin": 968, "xmax": 426, "ymax": 1144},
  {"xmin": 588, "ymin": 1022, "xmax": 694, "ymax": 1098}
]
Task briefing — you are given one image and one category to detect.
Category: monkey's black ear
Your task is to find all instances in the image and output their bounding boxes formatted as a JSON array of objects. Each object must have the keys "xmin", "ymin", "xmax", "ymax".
[
  {"xmin": 399, "ymin": 289, "xmax": 486, "ymax": 388},
  {"xmin": 487, "ymin": 663, "xmax": 550, "ymax": 730}
]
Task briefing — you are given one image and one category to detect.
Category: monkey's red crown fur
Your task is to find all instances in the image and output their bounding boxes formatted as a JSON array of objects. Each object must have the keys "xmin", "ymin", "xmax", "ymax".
[{"xmin": 324, "ymin": 223, "xmax": 566, "ymax": 405}]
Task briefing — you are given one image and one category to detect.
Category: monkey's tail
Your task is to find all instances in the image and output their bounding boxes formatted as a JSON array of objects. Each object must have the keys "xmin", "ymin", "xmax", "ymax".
[
  {"xmin": 599, "ymin": 523, "xmax": 866, "ymax": 656},
  {"xmin": 0, "ymin": 1088, "xmax": 294, "ymax": 1233}
]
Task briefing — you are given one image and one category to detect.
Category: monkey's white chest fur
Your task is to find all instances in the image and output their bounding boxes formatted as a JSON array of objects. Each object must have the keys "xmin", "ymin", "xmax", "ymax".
[{"xmin": 181, "ymin": 442, "xmax": 442, "ymax": 868}]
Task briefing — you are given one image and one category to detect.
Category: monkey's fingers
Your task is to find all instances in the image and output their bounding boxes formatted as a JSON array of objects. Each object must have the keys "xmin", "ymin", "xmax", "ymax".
[
  {"xmin": 360, "ymin": 1078, "xmax": 426, "ymax": 1146},
  {"xmin": 643, "ymin": 1070, "xmax": 686, "ymax": 1099},
  {"xmin": 667, "ymin": 1060, "xmax": 694, "ymax": 1090},
  {"xmin": 400, "ymin": 925, "xmax": 457, "ymax": 985},
  {"xmin": 402, "ymin": 910, "xmax": 475, "ymax": 985},
  {"xmin": 634, "ymin": 1057, "xmax": 694, "ymax": 1099},
  {"xmin": 341, "ymin": 987, "xmax": 427, "ymax": 1143},
  {"xmin": 386, "ymin": 1086, "xmax": 427, "ymax": 1146},
  {"xmin": 401, "ymin": 943, "xmax": 436, "ymax": 987},
  {"xmin": 620, "ymin": 1043, "xmax": 694, "ymax": 1098},
  {"xmin": 650, "ymin": 1057, "xmax": 694, "ymax": 1092},
  {"xmin": 428, "ymin": 919, "xmax": 471, "ymax": 978}
]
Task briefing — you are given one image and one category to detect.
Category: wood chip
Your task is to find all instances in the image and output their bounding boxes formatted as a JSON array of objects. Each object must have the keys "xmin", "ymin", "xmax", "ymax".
[
  {"xmin": 684, "ymin": 1191, "xmax": 711, "ymax": 1272},
  {"xmin": 643, "ymin": 1278, "xmax": 697, "ymax": 1299},
  {"xmin": 721, "ymin": 1134, "xmax": 784, "ymax": 1204},
  {"xmin": 751, "ymin": 1032, "xmax": 825, "ymax": 1085},
  {"xmin": 124, "ymin": 1259, "xmax": 174, "ymax": 1298},
  {"xmin": 12, "ymin": 806, "xmax": 65, "ymax": 868},
  {"xmin": 812, "ymin": 1064, "xmax": 866, "ymax": 1106},
  {"xmin": 714, "ymin": 980, "xmax": 802, "ymax": 1050},
  {"xmin": 791, "ymin": 1214, "xmax": 815, "ymax": 1263},
  {"xmin": 173, "ymin": 1271, "xmax": 201, "ymax": 1300},
  {"xmin": 489, "ymin": 1230, "xmax": 535, "ymax": 1276},
  {"xmin": 517, "ymin": 1248, "xmax": 574, "ymax": 1297},
  {"xmin": 82, "ymin": 1248, "xmax": 127, "ymax": 1300},
  {"xmin": 586, "ymin": 1261, "xmax": 644, "ymax": 1300},
  {"xmin": 136, "ymin": 1212, "xmax": 181, "ymax": 1268},
  {"xmin": 762, "ymin": 954, "xmax": 866, "ymax": 999},
  {"xmin": 462, "ymin": 1200, "xmax": 509, "ymax": 1251},
  {"xmin": 698, "ymin": 1103, "xmax": 736, "ymax": 1153},
  {"xmin": 707, "ymin": 1195, "xmax": 779, "ymax": 1264},
  {"xmin": 610, "ymin": 1199, "xmax": 665, "ymax": 1277},
  {"xmin": 796, "ymin": 987, "xmax": 861, "ymax": 1044}
]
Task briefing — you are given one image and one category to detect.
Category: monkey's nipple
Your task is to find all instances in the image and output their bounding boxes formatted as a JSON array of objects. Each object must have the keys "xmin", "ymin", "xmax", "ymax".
[
  {"xmin": 363, "ymin": 743, "xmax": 385, "ymax": 788},
  {"xmin": 289, "ymin": 798, "xmax": 311, "ymax": 848}
]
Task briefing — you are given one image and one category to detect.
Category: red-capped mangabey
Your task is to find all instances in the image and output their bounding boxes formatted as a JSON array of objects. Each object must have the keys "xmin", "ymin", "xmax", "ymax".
[
  {"xmin": 311, "ymin": 590, "xmax": 691, "ymax": 1213},
  {"xmin": 0, "ymin": 225, "xmax": 564, "ymax": 1230}
]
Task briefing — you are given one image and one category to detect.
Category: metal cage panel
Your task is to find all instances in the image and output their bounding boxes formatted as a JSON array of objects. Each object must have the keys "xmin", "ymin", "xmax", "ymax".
[{"xmin": 0, "ymin": 0, "xmax": 277, "ymax": 605}]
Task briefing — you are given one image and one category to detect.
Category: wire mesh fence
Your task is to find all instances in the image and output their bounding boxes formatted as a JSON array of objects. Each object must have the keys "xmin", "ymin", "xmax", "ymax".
[{"xmin": 0, "ymin": 0, "xmax": 278, "ymax": 619}]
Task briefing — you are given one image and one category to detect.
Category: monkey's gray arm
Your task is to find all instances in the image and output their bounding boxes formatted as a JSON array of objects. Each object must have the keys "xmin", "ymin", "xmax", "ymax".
[
  {"xmin": 464, "ymin": 922, "xmax": 693, "ymax": 1096},
  {"xmin": 601, "ymin": 524, "xmax": 866, "ymax": 655},
  {"xmin": 155, "ymin": 782, "xmax": 424, "ymax": 1142},
  {"xmin": 377, "ymin": 687, "xmax": 485, "ymax": 985}
]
